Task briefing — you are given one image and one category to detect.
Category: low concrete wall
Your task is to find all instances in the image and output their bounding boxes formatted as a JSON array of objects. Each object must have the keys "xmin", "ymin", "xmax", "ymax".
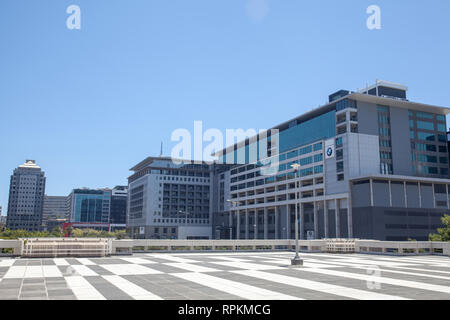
[
  {"xmin": 355, "ymin": 240, "xmax": 450, "ymax": 256},
  {"xmin": 0, "ymin": 240, "xmax": 23, "ymax": 256},
  {"xmin": 111, "ymin": 239, "xmax": 328, "ymax": 254}
]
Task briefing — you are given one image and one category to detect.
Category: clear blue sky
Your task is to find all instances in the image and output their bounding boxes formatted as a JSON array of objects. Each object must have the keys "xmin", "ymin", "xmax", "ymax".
[{"xmin": 1, "ymin": 0, "xmax": 450, "ymax": 214}]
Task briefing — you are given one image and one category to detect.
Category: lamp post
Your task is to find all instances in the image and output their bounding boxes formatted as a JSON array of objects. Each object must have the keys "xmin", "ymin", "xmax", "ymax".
[
  {"xmin": 290, "ymin": 163, "xmax": 303, "ymax": 266},
  {"xmin": 253, "ymin": 224, "xmax": 257, "ymax": 239}
]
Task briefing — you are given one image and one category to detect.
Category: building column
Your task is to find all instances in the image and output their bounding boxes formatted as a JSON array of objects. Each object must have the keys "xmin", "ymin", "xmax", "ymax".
[
  {"xmin": 369, "ymin": 178, "xmax": 374, "ymax": 207},
  {"xmin": 286, "ymin": 204, "xmax": 291, "ymax": 239},
  {"xmin": 245, "ymin": 209, "xmax": 249, "ymax": 240},
  {"xmin": 388, "ymin": 180, "xmax": 392, "ymax": 207},
  {"xmin": 254, "ymin": 211, "xmax": 258, "ymax": 240},
  {"xmin": 275, "ymin": 206, "xmax": 279, "ymax": 239},
  {"xmin": 432, "ymin": 183, "xmax": 436, "ymax": 209},
  {"xmin": 229, "ymin": 210, "xmax": 233, "ymax": 239},
  {"xmin": 324, "ymin": 200, "xmax": 329, "ymax": 238},
  {"xmin": 335, "ymin": 199, "xmax": 340, "ymax": 238},
  {"xmin": 348, "ymin": 182, "xmax": 354, "ymax": 239},
  {"xmin": 404, "ymin": 181, "xmax": 408, "ymax": 208},
  {"xmin": 263, "ymin": 207, "xmax": 268, "ymax": 239},
  {"xmin": 299, "ymin": 203, "xmax": 304, "ymax": 240},
  {"xmin": 236, "ymin": 211, "xmax": 240, "ymax": 240},
  {"xmin": 418, "ymin": 182, "xmax": 422, "ymax": 208},
  {"xmin": 313, "ymin": 201, "xmax": 319, "ymax": 239},
  {"xmin": 447, "ymin": 184, "xmax": 449, "ymax": 209}
]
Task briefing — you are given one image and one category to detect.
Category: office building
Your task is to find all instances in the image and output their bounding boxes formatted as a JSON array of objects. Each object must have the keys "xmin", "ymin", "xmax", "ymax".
[
  {"xmin": 127, "ymin": 157, "xmax": 221, "ymax": 239},
  {"xmin": 110, "ymin": 186, "xmax": 128, "ymax": 229},
  {"xmin": 213, "ymin": 80, "xmax": 450, "ymax": 241},
  {"xmin": 6, "ymin": 160, "xmax": 46, "ymax": 231},
  {"xmin": 42, "ymin": 196, "xmax": 68, "ymax": 231},
  {"xmin": 67, "ymin": 188, "xmax": 111, "ymax": 230}
]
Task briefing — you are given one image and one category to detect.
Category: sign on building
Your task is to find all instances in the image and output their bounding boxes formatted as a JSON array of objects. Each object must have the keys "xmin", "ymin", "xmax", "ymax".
[{"xmin": 325, "ymin": 138, "xmax": 335, "ymax": 159}]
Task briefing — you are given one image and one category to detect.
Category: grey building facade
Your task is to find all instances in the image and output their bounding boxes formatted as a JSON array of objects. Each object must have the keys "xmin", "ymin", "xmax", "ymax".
[
  {"xmin": 213, "ymin": 80, "xmax": 450, "ymax": 241},
  {"xmin": 6, "ymin": 160, "xmax": 46, "ymax": 231},
  {"xmin": 42, "ymin": 195, "xmax": 68, "ymax": 231}
]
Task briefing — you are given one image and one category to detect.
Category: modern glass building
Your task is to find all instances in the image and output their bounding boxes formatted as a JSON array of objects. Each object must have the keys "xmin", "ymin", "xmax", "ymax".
[
  {"xmin": 129, "ymin": 80, "xmax": 450, "ymax": 241},
  {"xmin": 211, "ymin": 80, "xmax": 450, "ymax": 241},
  {"xmin": 67, "ymin": 189, "xmax": 111, "ymax": 224}
]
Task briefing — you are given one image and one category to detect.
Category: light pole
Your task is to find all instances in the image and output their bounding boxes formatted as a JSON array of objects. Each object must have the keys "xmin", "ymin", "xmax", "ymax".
[
  {"xmin": 253, "ymin": 224, "xmax": 257, "ymax": 239},
  {"xmin": 290, "ymin": 163, "xmax": 303, "ymax": 266},
  {"xmin": 226, "ymin": 200, "xmax": 238, "ymax": 240}
]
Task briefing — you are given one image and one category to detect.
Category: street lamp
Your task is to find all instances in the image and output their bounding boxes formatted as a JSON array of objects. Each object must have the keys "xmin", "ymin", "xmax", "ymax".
[
  {"xmin": 253, "ymin": 224, "xmax": 257, "ymax": 239},
  {"xmin": 290, "ymin": 163, "xmax": 303, "ymax": 266}
]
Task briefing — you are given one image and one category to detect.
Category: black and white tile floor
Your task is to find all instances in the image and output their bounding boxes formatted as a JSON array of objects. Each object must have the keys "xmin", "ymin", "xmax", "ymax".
[{"xmin": 0, "ymin": 252, "xmax": 449, "ymax": 300}]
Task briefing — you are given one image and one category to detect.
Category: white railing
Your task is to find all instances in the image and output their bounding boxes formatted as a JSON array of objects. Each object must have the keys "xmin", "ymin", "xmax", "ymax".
[{"xmin": 355, "ymin": 240, "xmax": 450, "ymax": 256}]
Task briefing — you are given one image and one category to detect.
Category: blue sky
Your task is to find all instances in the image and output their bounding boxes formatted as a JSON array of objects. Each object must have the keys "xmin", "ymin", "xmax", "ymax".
[{"xmin": 1, "ymin": 0, "xmax": 450, "ymax": 214}]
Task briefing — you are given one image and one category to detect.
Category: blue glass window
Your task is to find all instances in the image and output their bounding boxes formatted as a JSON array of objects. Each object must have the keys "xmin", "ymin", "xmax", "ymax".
[
  {"xmin": 416, "ymin": 111, "xmax": 434, "ymax": 120},
  {"xmin": 417, "ymin": 132, "xmax": 435, "ymax": 141},
  {"xmin": 417, "ymin": 121, "xmax": 434, "ymax": 131}
]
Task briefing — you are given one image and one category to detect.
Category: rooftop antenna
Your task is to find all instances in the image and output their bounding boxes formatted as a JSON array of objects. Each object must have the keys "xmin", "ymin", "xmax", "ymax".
[{"xmin": 159, "ymin": 141, "xmax": 163, "ymax": 157}]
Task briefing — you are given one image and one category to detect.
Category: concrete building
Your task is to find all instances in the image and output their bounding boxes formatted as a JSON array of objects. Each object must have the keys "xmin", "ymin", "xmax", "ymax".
[
  {"xmin": 127, "ymin": 157, "xmax": 228, "ymax": 239},
  {"xmin": 6, "ymin": 160, "xmax": 46, "ymax": 231},
  {"xmin": 214, "ymin": 80, "xmax": 450, "ymax": 241},
  {"xmin": 42, "ymin": 196, "xmax": 68, "ymax": 231}
]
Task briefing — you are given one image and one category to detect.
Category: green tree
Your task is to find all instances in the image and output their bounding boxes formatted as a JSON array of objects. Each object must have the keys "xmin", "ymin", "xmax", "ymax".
[{"xmin": 429, "ymin": 214, "xmax": 450, "ymax": 241}]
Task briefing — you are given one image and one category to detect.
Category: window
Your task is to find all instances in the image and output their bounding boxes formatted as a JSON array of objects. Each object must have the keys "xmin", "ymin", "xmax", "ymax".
[
  {"xmin": 336, "ymin": 161, "xmax": 344, "ymax": 173},
  {"xmin": 314, "ymin": 153, "xmax": 323, "ymax": 162},
  {"xmin": 437, "ymin": 123, "xmax": 446, "ymax": 132},
  {"xmin": 416, "ymin": 111, "xmax": 434, "ymax": 120},
  {"xmin": 314, "ymin": 165, "xmax": 323, "ymax": 174},
  {"xmin": 417, "ymin": 121, "xmax": 434, "ymax": 131},
  {"xmin": 337, "ymin": 174, "xmax": 345, "ymax": 181},
  {"xmin": 300, "ymin": 156, "xmax": 313, "ymax": 166},
  {"xmin": 417, "ymin": 132, "xmax": 435, "ymax": 141},
  {"xmin": 437, "ymin": 115, "xmax": 446, "ymax": 121},
  {"xmin": 313, "ymin": 142, "xmax": 323, "ymax": 151},
  {"xmin": 439, "ymin": 146, "xmax": 447, "ymax": 153},
  {"xmin": 336, "ymin": 137, "xmax": 343, "ymax": 147},
  {"xmin": 299, "ymin": 145, "xmax": 313, "ymax": 155}
]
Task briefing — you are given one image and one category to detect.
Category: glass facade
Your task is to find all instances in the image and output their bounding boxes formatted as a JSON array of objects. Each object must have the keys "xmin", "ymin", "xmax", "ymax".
[{"xmin": 220, "ymin": 110, "xmax": 335, "ymax": 165}]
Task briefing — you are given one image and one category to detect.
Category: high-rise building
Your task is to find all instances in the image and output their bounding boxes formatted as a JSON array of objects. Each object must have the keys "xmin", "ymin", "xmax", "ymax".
[
  {"xmin": 213, "ymin": 80, "xmax": 450, "ymax": 241},
  {"xmin": 67, "ymin": 188, "xmax": 111, "ymax": 229},
  {"xmin": 127, "ymin": 157, "xmax": 222, "ymax": 239},
  {"xmin": 42, "ymin": 195, "xmax": 68, "ymax": 231},
  {"xmin": 110, "ymin": 186, "xmax": 128, "ymax": 228},
  {"xmin": 129, "ymin": 80, "xmax": 449, "ymax": 241},
  {"xmin": 6, "ymin": 160, "xmax": 46, "ymax": 231}
]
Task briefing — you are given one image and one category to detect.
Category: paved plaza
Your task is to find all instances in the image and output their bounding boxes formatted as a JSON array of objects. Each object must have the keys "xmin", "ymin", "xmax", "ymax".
[{"xmin": 0, "ymin": 251, "xmax": 449, "ymax": 300}]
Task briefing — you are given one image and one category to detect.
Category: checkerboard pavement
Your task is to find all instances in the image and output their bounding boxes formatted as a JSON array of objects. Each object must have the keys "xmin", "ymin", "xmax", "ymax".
[{"xmin": 0, "ymin": 251, "xmax": 449, "ymax": 300}]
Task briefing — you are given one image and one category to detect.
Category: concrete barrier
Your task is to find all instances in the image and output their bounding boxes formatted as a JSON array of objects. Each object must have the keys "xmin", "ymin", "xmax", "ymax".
[{"xmin": 0, "ymin": 239, "xmax": 23, "ymax": 256}]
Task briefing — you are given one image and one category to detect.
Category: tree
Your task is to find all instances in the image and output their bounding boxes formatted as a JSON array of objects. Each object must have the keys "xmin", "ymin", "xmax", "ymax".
[{"xmin": 429, "ymin": 215, "xmax": 450, "ymax": 241}]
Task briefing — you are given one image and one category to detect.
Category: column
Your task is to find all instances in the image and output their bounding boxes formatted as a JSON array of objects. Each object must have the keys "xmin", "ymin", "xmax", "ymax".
[
  {"xmin": 254, "ymin": 211, "xmax": 258, "ymax": 240},
  {"xmin": 229, "ymin": 210, "xmax": 233, "ymax": 239},
  {"xmin": 388, "ymin": 180, "xmax": 392, "ymax": 207},
  {"xmin": 404, "ymin": 181, "xmax": 408, "ymax": 208},
  {"xmin": 432, "ymin": 183, "xmax": 436, "ymax": 209},
  {"xmin": 418, "ymin": 182, "xmax": 422, "ymax": 208},
  {"xmin": 263, "ymin": 207, "xmax": 268, "ymax": 239},
  {"xmin": 369, "ymin": 179, "xmax": 374, "ymax": 207},
  {"xmin": 299, "ymin": 203, "xmax": 304, "ymax": 240},
  {"xmin": 335, "ymin": 199, "xmax": 340, "ymax": 238},
  {"xmin": 313, "ymin": 201, "xmax": 319, "ymax": 239},
  {"xmin": 245, "ymin": 209, "xmax": 249, "ymax": 239},
  {"xmin": 236, "ymin": 211, "xmax": 240, "ymax": 240},
  {"xmin": 286, "ymin": 204, "xmax": 290, "ymax": 239},
  {"xmin": 348, "ymin": 182, "xmax": 353, "ymax": 239},
  {"xmin": 324, "ymin": 200, "xmax": 329, "ymax": 238},
  {"xmin": 275, "ymin": 206, "xmax": 279, "ymax": 239}
]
